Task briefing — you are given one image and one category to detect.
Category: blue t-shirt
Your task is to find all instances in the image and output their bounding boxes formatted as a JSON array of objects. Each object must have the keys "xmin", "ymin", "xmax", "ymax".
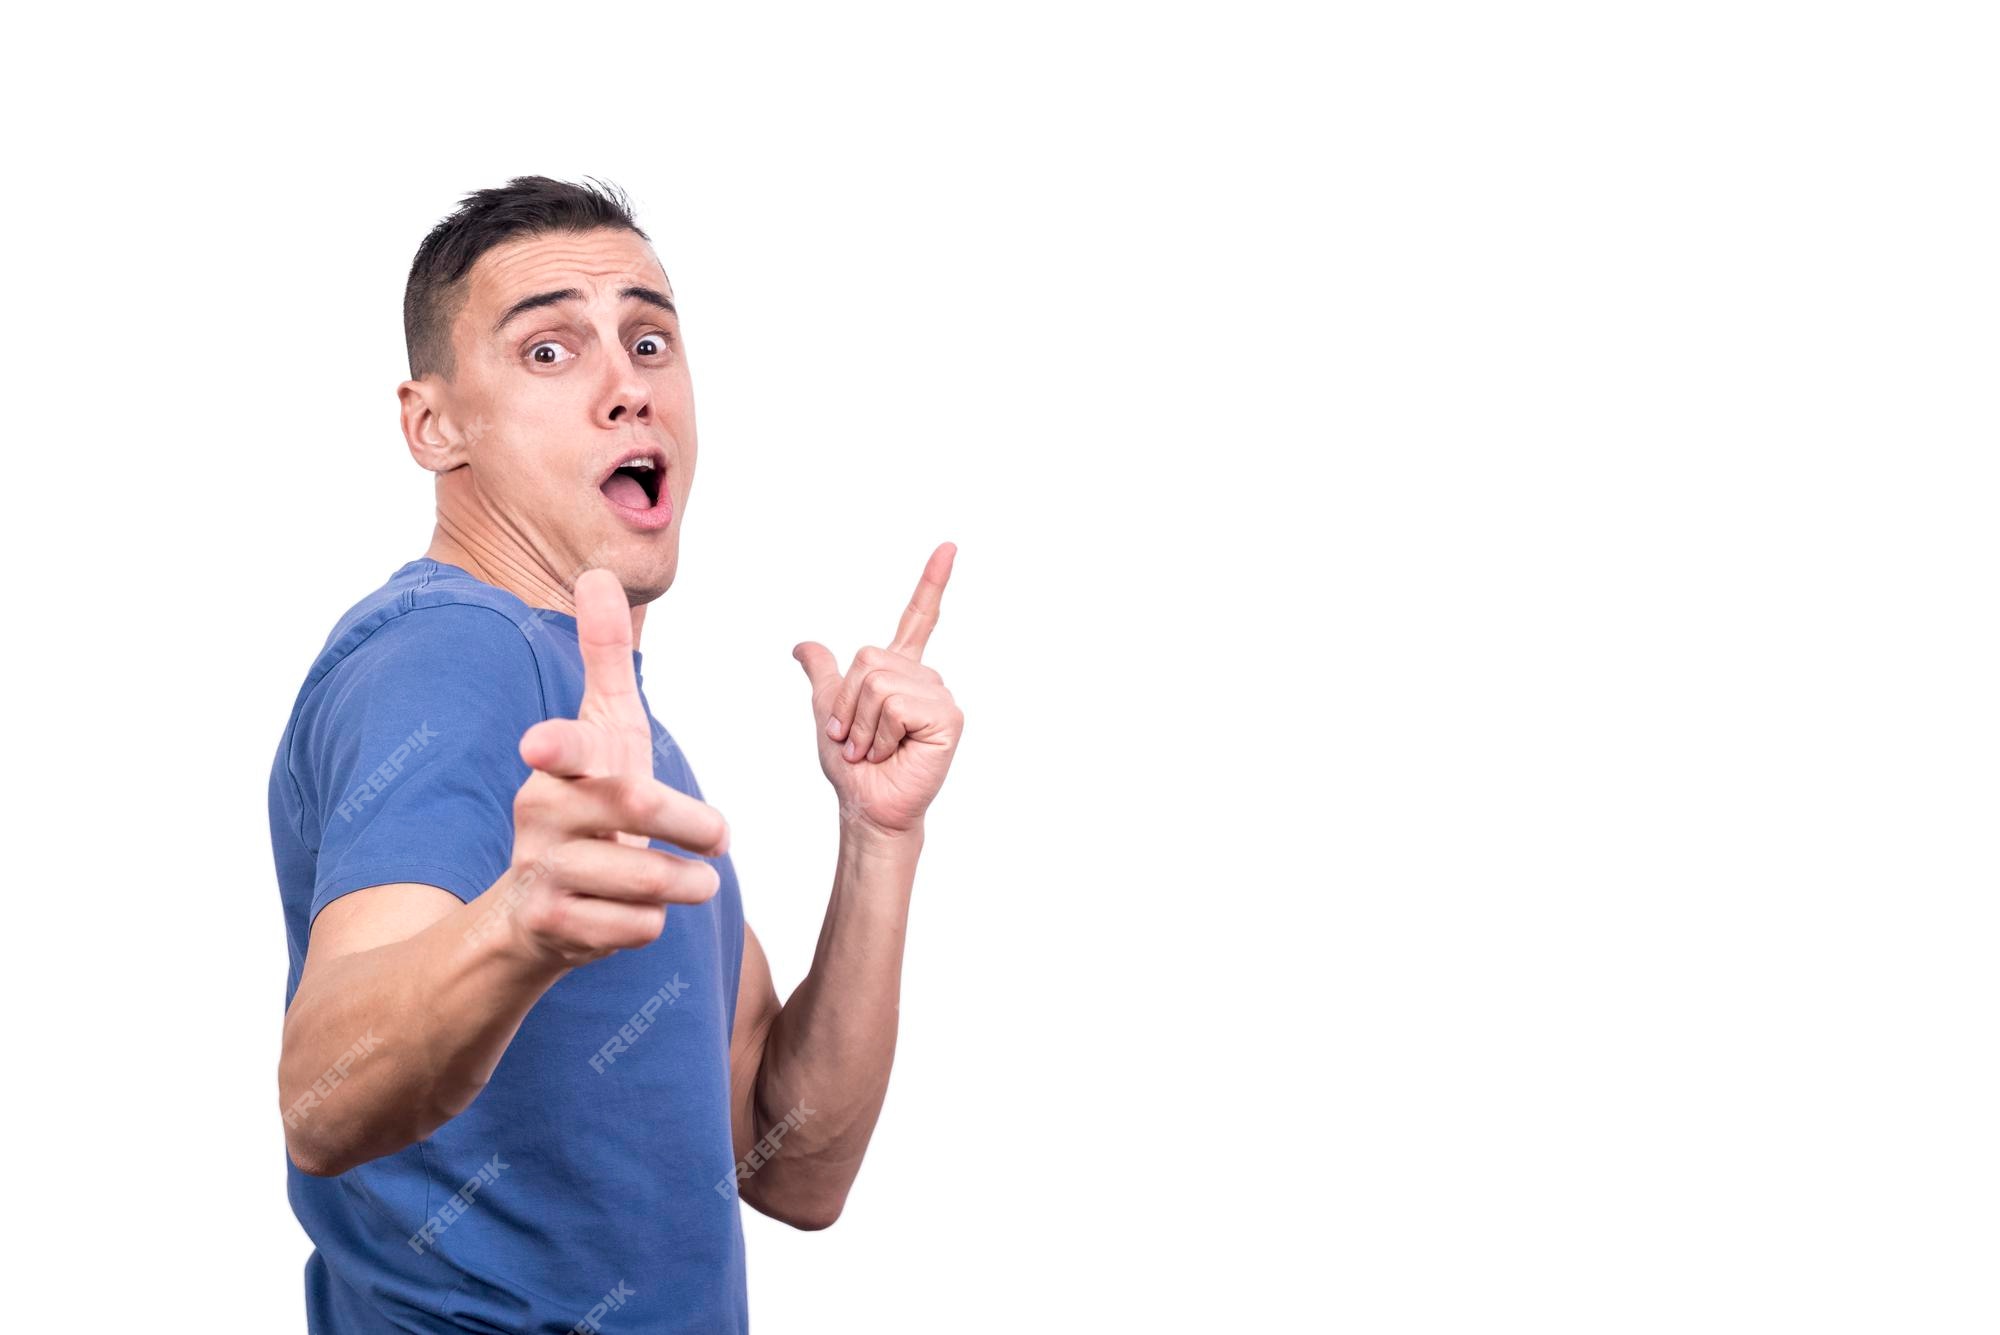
[{"xmin": 269, "ymin": 558, "xmax": 749, "ymax": 1334}]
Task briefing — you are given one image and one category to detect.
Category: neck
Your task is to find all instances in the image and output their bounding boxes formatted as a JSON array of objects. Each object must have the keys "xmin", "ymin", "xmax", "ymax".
[{"xmin": 426, "ymin": 516, "xmax": 648, "ymax": 644}]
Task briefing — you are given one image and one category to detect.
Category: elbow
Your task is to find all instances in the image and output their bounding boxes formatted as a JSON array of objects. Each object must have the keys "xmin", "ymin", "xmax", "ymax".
[
  {"xmin": 280, "ymin": 1088, "xmax": 372, "ymax": 1177},
  {"xmin": 744, "ymin": 1181, "xmax": 846, "ymax": 1231},
  {"xmin": 279, "ymin": 1103, "xmax": 420, "ymax": 1179},
  {"xmin": 278, "ymin": 1068, "xmax": 354, "ymax": 1177},
  {"xmin": 277, "ymin": 1053, "xmax": 454, "ymax": 1179},
  {"xmin": 282, "ymin": 1122, "xmax": 353, "ymax": 1179},
  {"xmin": 779, "ymin": 1203, "xmax": 844, "ymax": 1232},
  {"xmin": 277, "ymin": 1076, "xmax": 378, "ymax": 1179},
  {"xmin": 774, "ymin": 1204, "xmax": 844, "ymax": 1232}
]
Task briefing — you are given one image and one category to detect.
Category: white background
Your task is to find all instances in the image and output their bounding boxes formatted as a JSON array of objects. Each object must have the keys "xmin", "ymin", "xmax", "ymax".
[{"xmin": 4, "ymin": 3, "xmax": 1995, "ymax": 1331}]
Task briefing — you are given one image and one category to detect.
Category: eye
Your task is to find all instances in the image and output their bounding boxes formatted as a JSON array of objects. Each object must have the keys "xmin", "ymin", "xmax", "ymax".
[
  {"xmin": 527, "ymin": 341, "xmax": 573, "ymax": 366},
  {"xmin": 633, "ymin": 330, "xmax": 673, "ymax": 358}
]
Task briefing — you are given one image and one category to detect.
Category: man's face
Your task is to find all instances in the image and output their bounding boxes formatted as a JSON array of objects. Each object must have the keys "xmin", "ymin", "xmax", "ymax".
[{"xmin": 422, "ymin": 227, "xmax": 696, "ymax": 603}]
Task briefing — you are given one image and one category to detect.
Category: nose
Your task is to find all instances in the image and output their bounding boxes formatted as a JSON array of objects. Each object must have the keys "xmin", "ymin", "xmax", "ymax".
[{"xmin": 602, "ymin": 359, "xmax": 652, "ymax": 427}]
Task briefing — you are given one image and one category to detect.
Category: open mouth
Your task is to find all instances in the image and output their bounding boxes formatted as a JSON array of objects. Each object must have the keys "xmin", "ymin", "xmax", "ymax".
[{"xmin": 598, "ymin": 446, "xmax": 669, "ymax": 521}]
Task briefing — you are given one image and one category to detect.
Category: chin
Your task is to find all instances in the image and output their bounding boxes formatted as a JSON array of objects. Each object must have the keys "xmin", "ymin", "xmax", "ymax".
[
  {"xmin": 617, "ymin": 554, "xmax": 678, "ymax": 605},
  {"xmin": 624, "ymin": 578, "xmax": 672, "ymax": 605}
]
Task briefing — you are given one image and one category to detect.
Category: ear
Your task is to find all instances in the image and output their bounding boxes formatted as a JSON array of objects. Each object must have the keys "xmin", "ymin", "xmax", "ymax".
[{"xmin": 399, "ymin": 378, "xmax": 472, "ymax": 472}]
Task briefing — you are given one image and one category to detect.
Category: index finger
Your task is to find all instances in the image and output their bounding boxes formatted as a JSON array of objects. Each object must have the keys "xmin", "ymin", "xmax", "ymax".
[
  {"xmin": 887, "ymin": 541, "xmax": 956, "ymax": 661},
  {"xmin": 573, "ymin": 568, "xmax": 641, "ymax": 712}
]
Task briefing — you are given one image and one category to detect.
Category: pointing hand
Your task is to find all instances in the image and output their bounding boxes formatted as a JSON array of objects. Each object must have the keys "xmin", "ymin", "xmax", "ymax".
[{"xmin": 792, "ymin": 543, "xmax": 965, "ymax": 839}]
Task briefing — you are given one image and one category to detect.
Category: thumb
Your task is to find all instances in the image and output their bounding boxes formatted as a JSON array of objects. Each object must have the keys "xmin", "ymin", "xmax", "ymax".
[{"xmin": 792, "ymin": 641, "xmax": 840, "ymax": 698}]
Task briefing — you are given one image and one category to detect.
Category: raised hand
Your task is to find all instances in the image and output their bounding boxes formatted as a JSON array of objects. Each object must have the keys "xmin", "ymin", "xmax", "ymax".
[
  {"xmin": 792, "ymin": 543, "xmax": 965, "ymax": 838},
  {"xmin": 503, "ymin": 569, "xmax": 731, "ymax": 967}
]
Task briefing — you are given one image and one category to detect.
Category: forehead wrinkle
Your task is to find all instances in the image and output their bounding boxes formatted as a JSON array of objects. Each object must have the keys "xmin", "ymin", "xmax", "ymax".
[
  {"xmin": 476, "ymin": 261, "xmax": 673, "ymax": 332},
  {"xmin": 480, "ymin": 235, "xmax": 667, "ymax": 290}
]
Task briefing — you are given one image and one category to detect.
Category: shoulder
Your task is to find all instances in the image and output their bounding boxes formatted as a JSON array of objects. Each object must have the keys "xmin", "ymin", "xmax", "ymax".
[
  {"xmin": 293, "ymin": 567, "xmax": 556, "ymax": 753},
  {"xmin": 332, "ymin": 603, "xmax": 544, "ymax": 704},
  {"xmin": 274, "ymin": 563, "xmax": 557, "ymax": 841},
  {"xmin": 306, "ymin": 562, "xmax": 550, "ymax": 708}
]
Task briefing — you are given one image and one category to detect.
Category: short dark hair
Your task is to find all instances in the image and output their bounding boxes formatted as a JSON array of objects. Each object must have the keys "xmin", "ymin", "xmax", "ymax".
[{"xmin": 402, "ymin": 175, "xmax": 651, "ymax": 381}]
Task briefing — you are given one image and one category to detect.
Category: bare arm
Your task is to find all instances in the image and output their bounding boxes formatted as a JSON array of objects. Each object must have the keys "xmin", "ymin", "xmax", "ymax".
[
  {"xmin": 726, "ymin": 824, "xmax": 921, "ymax": 1229},
  {"xmin": 725, "ymin": 543, "xmax": 961, "ymax": 1228},
  {"xmin": 278, "ymin": 883, "xmax": 567, "ymax": 1176}
]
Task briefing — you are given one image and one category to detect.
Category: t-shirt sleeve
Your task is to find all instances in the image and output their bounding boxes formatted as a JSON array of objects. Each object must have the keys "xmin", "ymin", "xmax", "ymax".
[{"xmin": 289, "ymin": 602, "xmax": 546, "ymax": 928}]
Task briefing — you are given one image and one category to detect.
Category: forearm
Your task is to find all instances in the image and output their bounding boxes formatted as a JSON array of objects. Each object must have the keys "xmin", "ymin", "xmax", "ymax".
[
  {"xmin": 279, "ymin": 888, "xmax": 568, "ymax": 1177},
  {"xmin": 740, "ymin": 820, "xmax": 922, "ymax": 1224}
]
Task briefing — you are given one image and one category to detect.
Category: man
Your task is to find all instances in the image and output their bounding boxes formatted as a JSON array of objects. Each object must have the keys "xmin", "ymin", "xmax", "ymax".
[{"xmin": 270, "ymin": 175, "xmax": 962, "ymax": 1333}]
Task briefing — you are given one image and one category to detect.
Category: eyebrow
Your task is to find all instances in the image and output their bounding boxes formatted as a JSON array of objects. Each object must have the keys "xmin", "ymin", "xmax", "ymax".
[{"xmin": 492, "ymin": 285, "xmax": 677, "ymax": 334}]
